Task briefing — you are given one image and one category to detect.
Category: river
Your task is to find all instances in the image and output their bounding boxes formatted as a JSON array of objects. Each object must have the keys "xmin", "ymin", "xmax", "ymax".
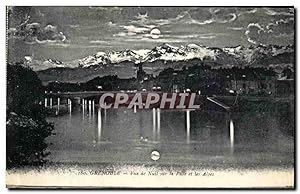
[{"xmin": 45, "ymin": 101, "xmax": 294, "ymax": 169}]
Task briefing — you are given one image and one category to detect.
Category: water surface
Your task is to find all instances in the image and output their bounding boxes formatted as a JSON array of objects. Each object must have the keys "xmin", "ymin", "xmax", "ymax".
[{"xmin": 46, "ymin": 102, "xmax": 294, "ymax": 169}]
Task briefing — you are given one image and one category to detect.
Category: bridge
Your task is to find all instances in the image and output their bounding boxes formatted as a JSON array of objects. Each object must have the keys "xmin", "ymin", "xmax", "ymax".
[
  {"xmin": 44, "ymin": 91, "xmax": 232, "ymax": 111},
  {"xmin": 43, "ymin": 91, "xmax": 235, "ymax": 148},
  {"xmin": 206, "ymin": 97, "xmax": 231, "ymax": 111}
]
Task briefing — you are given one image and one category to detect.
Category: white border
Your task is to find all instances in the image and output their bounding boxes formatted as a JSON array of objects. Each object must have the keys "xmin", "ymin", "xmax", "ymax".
[{"xmin": 0, "ymin": 1, "xmax": 298, "ymax": 193}]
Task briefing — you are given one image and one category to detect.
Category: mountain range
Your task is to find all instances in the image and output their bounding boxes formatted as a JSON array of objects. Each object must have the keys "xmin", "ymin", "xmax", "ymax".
[{"xmin": 22, "ymin": 43, "xmax": 294, "ymax": 83}]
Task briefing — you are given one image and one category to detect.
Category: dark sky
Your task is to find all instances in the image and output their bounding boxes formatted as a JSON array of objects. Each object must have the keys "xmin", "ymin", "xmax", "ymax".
[{"xmin": 7, "ymin": 6, "xmax": 294, "ymax": 62}]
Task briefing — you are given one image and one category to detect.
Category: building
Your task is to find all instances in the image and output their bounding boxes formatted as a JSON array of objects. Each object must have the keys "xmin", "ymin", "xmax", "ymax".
[
  {"xmin": 224, "ymin": 67, "xmax": 277, "ymax": 96},
  {"xmin": 229, "ymin": 79, "xmax": 275, "ymax": 95}
]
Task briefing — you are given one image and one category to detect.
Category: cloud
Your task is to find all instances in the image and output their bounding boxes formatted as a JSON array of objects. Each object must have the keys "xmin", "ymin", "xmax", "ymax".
[
  {"xmin": 245, "ymin": 23, "xmax": 270, "ymax": 44},
  {"xmin": 113, "ymin": 25, "xmax": 153, "ymax": 38},
  {"xmin": 113, "ymin": 9, "xmax": 237, "ymax": 41},
  {"xmin": 123, "ymin": 25, "xmax": 150, "ymax": 34},
  {"xmin": 211, "ymin": 8, "xmax": 238, "ymax": 24},
  {"xmin": 161, "ymin": 9, "xmax": 237, "ymax": 26},
  {"xmin": 266, "ymin": 18, "xmax": 294, "ymax": 36},
  {"xmin": 172, "ymin": 11, "xmax": 215, "ymax": 25},
  {"xmin": 135, "ymin": 13, "xmax": 148, "ymax": 20},
  {"xmin": 264, "ymin": 8, "xmax": 294, "ymax": 16},
  {"xmin": 128, "ymin": 10, "xmax": 215, "ymax": 29},
  {"xmin": 8, "ymin": 16, "xmax": 67, "ymax": 44},
  {"xmin": 68, "ymin": 24, "xmax": 80, "ymax": 29},
  {"xmin": 245, "ymin": 18, "xmax": 294, "ymax": 45},
  {"xmin": 45, "ymin": 42, "xmax": 71, "ymax": 48},
  {"xmin": 88, "ymin": 6, "xmax": 123, "ymax": 11},
  {"xmin": 133, "ymin": 8, "xmax": 240, "ymax": 29},
  {"xmin": 128, "ymin": 37, "xmax": 184, "ymax": 43},
  {"xmin": 36, "ymin": 9, "xmax": 45, "ymax": 17},
  {"xmin": 113, "ymin": 20, "xmax": 164, "ymax": 39},
  {"xmin": 129, "ymin": 13, "xmax": 169, "ymax": 27},
  {"xmin": 227, "ymin": 27, "xmax": 244, "ymax": 31},
  {"xmin": 163, "ymin": 34, "xmax": 217, "ymax": 39},
  {"xmin": 237, "ymin": 8, "xmax": 258, "ymax": 16},
  {"xmin": 89, "ymin": 40, "xmax": 110, "ymax": 44}
]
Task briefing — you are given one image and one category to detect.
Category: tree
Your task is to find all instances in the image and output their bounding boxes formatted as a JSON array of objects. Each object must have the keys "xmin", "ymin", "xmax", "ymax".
[{"xmin": 6, "ymin": 63, "xmax": 54, "ymax": 168}]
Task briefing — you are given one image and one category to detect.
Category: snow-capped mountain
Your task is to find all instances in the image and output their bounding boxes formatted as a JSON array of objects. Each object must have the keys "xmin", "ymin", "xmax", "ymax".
[
  {"xmin": 76, "ymin": 43, "xmax": 294, "ymax": 69},
  {"xmin": 23, "ymin": 58, "xmax": 68, "ymax": 71},
  {"xmin": 25, "ymin": 43, "xmax": 294, "ymax": 71},
  {"xmin": 223, "ymin": 44, "xmax": 294, "ymax": 64},
  {"xmin": 78, "ymin": 49, "xmax": 150, "ymax": 68},
  {"xmin": 144, "ymin": 43, "xmax": 217, "ymax": 62}
]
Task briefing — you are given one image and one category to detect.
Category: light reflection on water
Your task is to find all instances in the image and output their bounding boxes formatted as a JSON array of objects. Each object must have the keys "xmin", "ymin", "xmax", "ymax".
[{"xmin": 46, "ymin": 103, "xmax": 294, "ymax": 167}]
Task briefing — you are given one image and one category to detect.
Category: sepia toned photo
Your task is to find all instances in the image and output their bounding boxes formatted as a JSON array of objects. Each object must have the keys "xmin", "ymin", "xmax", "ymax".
[{"xmin": 6, "ymin": 6, "xmax": 295, "ymax": 188}]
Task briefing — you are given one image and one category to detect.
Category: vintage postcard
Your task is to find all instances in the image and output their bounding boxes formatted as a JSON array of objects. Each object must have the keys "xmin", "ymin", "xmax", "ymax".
[{"xmin": 6, "ymin": 6, "xmax": 295, "ymax": 188}]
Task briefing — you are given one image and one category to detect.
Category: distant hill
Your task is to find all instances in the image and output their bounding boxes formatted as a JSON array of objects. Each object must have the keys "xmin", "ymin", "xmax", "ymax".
[{"xmin": 25, "ymin": 43, "xmax": 294, "ymax": 83}]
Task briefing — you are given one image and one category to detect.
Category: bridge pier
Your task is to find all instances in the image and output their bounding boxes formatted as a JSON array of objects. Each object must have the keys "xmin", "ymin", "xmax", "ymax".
[
  {"xmin": 57, "ymin": 98, "xmax": 60, "ymax": 110},
  {"xmin": 68, "ymin": 98, "xmax": 72, "ymax": 114},
  {"xmin": 104, "ymin": 102, "xmax": 107, "ymax": 117},
  {"xmin": 229, "ymin": 119, "xmax": 234, "ymax": 153},
  {"xmin": 45, "ymin": 98, "xmax": 48, "ymax": 108},
  {"xmin": 92, "ymin": 100, "xmax": 95, "ymax": 113},
  {"xmin": 157, "ymin": 108, "xmax": 161, "ymax": 140},
  {"xmin": 186, "ymin": 110, "xmax": 190, "ymax": 143},
  {"xmin": 97, "ymin": 107, "xmax": 102, "ymax": 142},
  {"xmin": 92, "ymin": 100, "xmax": 95, "ymax": 120},
  {"xmin": 151, "ymin": 108, "xmax": 161, "ymax": 141},
  {"xmin": 50, "ymin": 98, "xmax": 53, "ymax": 108},
  {"xmin": 82, "ymin": 99, "xmax": 85, "ymax": 119},
  {"xmin": 88, "ymin": 100, "xmax": 91, "ymax": 107},
  {"xmin": 152, "ymin": 108, "xmax": 156, "ymax": 140},
  {"xmin": 88, "ymin": 100, "xmax": 92, "ymax": 119}
]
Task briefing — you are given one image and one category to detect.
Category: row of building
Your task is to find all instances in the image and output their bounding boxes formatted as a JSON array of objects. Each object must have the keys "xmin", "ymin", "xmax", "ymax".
[{"xmin": 136, "ymin": 64, "xmax": 294, "ymax": 96}]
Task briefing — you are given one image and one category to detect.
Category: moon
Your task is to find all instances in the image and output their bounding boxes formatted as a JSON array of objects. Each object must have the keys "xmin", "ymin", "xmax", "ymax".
[
  {"xmin": 151, "ymin": 150, "xmax": 160, "ymax": 161},
  {"xmin": 149, "ymin": 28, "xmax": 161, "ymax": 39}
]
